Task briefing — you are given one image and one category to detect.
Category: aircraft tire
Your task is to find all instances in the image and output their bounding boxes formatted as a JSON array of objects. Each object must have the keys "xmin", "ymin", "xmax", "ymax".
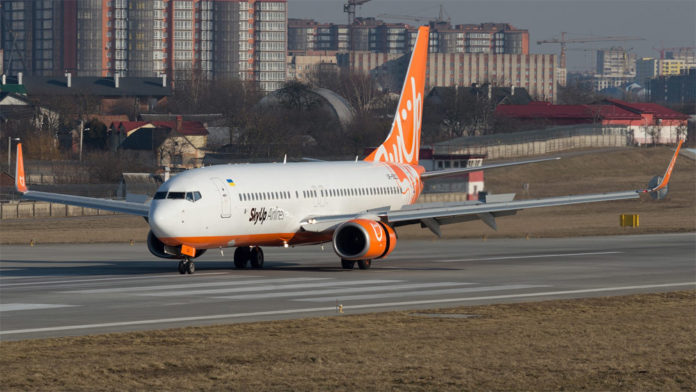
[
  {"xmin": 234, "ymin": 247, "xmax": 251, "ymax": 269},
  {"xmin": 357, "ymin": 260, "xmax": 372, "ymax": 270},
  {"xmin": 341, "ymin": 259, "xmax": 355, "ymax": 270},
  {"xmin": 185, "ymin": 259, "xmax": 195, "ymax": 274},
  {"xmin": 178, "ymin": 260, "xmax": 186, "ymax": 274},
  {"xmin": 250, "ymin": 247, "xmax": 264, "ymax": 269}
]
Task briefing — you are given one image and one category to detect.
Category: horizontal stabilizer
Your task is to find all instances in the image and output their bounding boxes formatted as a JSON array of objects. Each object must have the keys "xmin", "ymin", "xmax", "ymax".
[{"xmin": 421, "ymin": 157, "xmax": 560, "ymax": 180}]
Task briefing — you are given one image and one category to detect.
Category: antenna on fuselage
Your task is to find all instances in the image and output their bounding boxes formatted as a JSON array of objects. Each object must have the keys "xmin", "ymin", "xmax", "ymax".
[{"xmin": 283, "ymin": 154, "xmax": 287, "ymax": 164}]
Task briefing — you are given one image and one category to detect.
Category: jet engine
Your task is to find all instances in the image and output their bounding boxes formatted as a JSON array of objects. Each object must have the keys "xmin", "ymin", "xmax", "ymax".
[
  {"xmin": 332, "ymin": 219, "xmax": 396, "ymax": 260},
  {"xmin": 147, "ymin": 231, "xmax": 206, "ymax": 259}
]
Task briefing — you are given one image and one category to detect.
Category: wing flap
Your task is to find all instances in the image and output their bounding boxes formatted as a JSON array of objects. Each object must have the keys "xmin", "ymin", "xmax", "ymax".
[{"xmin": 386, "ymin": 191, "xmax": 639, "ymax": 225}]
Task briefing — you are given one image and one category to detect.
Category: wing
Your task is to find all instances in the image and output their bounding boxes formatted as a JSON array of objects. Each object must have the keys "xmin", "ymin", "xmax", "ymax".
[
  {"xmin": 14, "ymin": 144, "xmax": 150, "ymax": 217},
  {"xmin": 420, "ymin": 157, "xmax": 560, "ymax": 180},
  {"xmin": 302, "ymin": 140, "xmax": 684, "ymax": 235},
  {"xmin": 384, "ymin": 191, "xmax": 639, "ymax": 236}
]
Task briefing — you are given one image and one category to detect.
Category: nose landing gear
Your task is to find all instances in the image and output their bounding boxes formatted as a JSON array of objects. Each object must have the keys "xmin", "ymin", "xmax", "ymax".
[{"xmin": 178, "ymin": 257, "xmax": 196, "ymax": 274}]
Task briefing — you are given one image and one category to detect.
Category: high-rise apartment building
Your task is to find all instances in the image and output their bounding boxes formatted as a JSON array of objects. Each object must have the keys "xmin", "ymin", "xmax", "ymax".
[
  {"xmin": 593, "ymin": 47, "xmax": 636, "ymax": 91},
  {"xmin": 1, "ymin": 0, "xmax": 287, "ymax": 92},
  {"xmin": 288, "ymin": 18, "xmax": 528, "ymax": 56},
  {"xmin": 346, "ymin": 52, "xmax": 557, "ymax": 102}
]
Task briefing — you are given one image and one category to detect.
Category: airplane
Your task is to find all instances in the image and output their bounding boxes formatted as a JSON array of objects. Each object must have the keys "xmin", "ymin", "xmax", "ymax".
[{"xmin": 14, "ymin": 26, "xmax": 684, "ymax": 274}]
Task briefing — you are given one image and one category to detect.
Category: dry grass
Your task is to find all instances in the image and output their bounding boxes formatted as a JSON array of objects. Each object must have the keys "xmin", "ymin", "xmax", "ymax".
[
  {"xmin": 1, "ymin": 291, "xmax": 694, "ymax": 391},
  {"xmin": 0, "ymin": 146, "xmax": 693, "ymax": 245}
]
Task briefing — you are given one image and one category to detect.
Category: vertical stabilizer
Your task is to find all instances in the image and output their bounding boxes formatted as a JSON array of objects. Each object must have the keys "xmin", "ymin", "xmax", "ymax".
[
  {"xmin": 15, "ymin": 143, "xmax": 27, "ymax": 193},
  {"xmin": 365, "ymin": 26, "xmax": 429, "ymax": 166}
]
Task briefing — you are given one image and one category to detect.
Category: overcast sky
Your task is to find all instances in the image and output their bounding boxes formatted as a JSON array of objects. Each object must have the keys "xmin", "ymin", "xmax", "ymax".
[{"xmin": 288, "ymin": 0, "xmax": 696, "ymax": 71}]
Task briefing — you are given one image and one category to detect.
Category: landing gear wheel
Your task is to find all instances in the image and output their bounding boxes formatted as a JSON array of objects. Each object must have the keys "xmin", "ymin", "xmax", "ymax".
[
  {"xmin": 250, "ymin": 247, "xmax": 264, "ymax": 269},
  {"xmin": 341, "ymin": 259, "xmax": 355, "ymax": 270},
  {"xmin": 234, "ymin": 247, "xmax": 251, "ymax": 269},
  {"xmin": 179, "ymin": 258, "xmax": 195, "ymax": 274},
  {"xmin": 185, "ymin": 258, "xmax": 195, "ymax": 274},
  {"xmin": 357, "ymin": 259, "xmax": 372, "ymax": 270}
]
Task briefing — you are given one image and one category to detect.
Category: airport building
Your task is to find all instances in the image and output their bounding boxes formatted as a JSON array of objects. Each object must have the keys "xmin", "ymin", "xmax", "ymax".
[{"xmin": 0, "ymin": 0, "xmax": 287, "ymax": 92}]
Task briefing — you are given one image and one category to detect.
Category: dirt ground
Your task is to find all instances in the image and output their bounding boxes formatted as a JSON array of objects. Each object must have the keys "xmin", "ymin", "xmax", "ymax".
[
  {"xmin": 1, "ymin": 146, "xmax": 693, "ymax": 244},
  {"xmin": 1, "ymin": 291, "xmax": 693, "ymax": 391}
]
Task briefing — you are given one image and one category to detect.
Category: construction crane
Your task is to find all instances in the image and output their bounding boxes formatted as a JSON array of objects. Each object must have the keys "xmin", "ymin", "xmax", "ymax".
[
  {"xmin": 537, "ymin": 32, "xmax": 645, "ymax": 68},
  {"xmin": 378, "ymin": 4, "xmax": 451, "ymax": 24},
  {"xmin": 344, "ymin": 0, "xmax": 371, "ymax": 25}
]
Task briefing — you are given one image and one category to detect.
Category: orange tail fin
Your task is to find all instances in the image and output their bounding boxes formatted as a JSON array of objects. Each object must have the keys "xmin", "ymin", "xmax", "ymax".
[
  {"xmin": 15, "ymin": 143, "xmax": 28, "ymax": 193},
  {"xmin": 365, "ymin": 25, "xmax": 429, "ymax": 166}
]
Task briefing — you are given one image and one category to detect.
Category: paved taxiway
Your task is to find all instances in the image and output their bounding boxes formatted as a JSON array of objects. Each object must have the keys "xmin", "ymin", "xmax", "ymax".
[{"xmin": 1, "ymin": 233, "xmax": 694, "ymax": 341}]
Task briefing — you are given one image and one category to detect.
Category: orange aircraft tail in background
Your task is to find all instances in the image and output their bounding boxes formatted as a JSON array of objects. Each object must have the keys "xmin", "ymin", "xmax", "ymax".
[{"xmin": 15, "ymin": 143, "xmax": 27, "ymax": 193}]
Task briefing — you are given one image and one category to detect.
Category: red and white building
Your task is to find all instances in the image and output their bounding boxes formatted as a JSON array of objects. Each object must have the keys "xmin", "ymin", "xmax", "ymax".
[{"xmin": 495, "ymin": 99, "xmax": 688, "ymax": 144}]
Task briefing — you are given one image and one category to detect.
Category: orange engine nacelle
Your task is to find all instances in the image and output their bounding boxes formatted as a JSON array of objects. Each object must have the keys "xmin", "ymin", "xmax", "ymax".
[{"xmin": 332, "ymin": 219, "xmax": 397, "ymax": 261}]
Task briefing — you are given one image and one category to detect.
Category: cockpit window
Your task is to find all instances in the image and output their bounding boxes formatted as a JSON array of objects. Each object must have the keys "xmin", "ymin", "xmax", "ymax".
[
  {"xmin": 185, "ymin": 191, "xmax": 202, "ymax": 202},
  {"xmin": 154, "ymin": 191, "xmax": 167, "ymax": 200},
  {"xmin": 167, "ymin": 192, "xmax": 185, "ymax": 199},
  {"xmin": 184, "ymin": 191, "xmax": 202, "ymax": 202}
]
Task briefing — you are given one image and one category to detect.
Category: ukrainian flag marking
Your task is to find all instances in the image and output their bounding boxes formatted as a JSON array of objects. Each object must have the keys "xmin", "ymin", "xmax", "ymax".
[{"xmin": 226, "ymin": 179, "xmax": 235, "ymax": 186}]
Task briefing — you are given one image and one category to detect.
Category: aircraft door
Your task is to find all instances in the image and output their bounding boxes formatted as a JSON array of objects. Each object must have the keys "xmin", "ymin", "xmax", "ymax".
[{"xmin": 211, "ymin": 177, "xmax": 232, "ymax": 218}]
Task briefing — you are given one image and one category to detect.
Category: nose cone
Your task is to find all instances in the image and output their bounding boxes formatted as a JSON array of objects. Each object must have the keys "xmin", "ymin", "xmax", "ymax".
[{"xmin": 149, "ymin": 202, "xmax": 179, "ymax": 238}]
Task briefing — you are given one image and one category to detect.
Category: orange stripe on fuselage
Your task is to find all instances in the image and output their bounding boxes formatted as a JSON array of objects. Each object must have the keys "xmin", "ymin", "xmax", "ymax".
[{"xmin": 159, "ymin": 231, "xmax": 334, "ymax": 249}]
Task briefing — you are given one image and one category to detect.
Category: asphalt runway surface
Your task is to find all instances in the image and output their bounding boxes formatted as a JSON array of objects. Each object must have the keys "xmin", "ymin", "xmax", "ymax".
[{"xmin": 1, "ymin": 233, "xmax": 694, "ymax": 341}]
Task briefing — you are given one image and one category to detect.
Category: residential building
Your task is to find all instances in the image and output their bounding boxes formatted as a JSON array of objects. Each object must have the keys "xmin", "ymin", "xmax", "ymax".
[
  {"xmin": 109, "ymin": 117, "xmax": 208, "ymax": 168},
  {"xmin": 593, "ymin": 47, "xmax": 636, "ymax": 91},
  {"xmin": 665, "ymin": 47, "xmax": 695, "ymax": 70},
  {"xmin": 347, "ymin": 52, "xmax": 557, "ymax": 102},
  {"xmin": 649, "ymin": 69, "xmax": 696, "ymax": 105},
  {"xmin": 0, "ymin": 0, "xmax": 287, "ymax": 92},
  {"xmin": 287, "ymin": 53, "xmax": 338, "ymax": 82},
  {"xmin": 288, "ymin": 18, "xmax": 529, "ymax": 55},
  {"xmin": 636, "ymin": 58, "xmax": 659, "ymax": 85}
]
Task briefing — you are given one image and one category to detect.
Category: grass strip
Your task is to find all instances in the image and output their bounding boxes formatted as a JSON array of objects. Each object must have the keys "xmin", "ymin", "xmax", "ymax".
[{"xmin": 1, "ymin": 291, "xmax": 694, "ymax": 391}]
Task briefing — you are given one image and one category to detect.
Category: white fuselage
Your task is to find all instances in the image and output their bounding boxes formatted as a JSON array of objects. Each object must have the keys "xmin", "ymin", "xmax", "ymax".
[{"xmin": 149, "ymin": 161, "xmax": 423, "ymax": 249}]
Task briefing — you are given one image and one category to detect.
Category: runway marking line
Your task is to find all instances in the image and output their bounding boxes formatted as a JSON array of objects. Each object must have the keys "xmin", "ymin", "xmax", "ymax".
[
  {"xmin": 64, "ymin": 277, "xmax": 333, "ymax": 294},
  {"xmin": 0, "ymin": 303, "xmax": 77, "ymax": 312},
  {"xmin": 0, "ymin": 272, "xmax": 240, "ymax": 287},
  {"xmin": 1, "ymin": 282, "xmax": 693, "ymax": 336},
  {"xmin": 435, "ymin": 251, "xmax": 623, "ymax": 263},
  {"xmin": 213, "ymin": 282, "xmax": 476, "ymax": 301}
]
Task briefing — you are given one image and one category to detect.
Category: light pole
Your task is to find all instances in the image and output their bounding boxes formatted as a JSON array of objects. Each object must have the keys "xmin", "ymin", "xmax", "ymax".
[
  {"xmin": 7, "ymin": 137, "xmax": 21, "ymax": 174},
  {"xmin": 79, "ymin": 122, "xmax": 90, "ymax": 163}
]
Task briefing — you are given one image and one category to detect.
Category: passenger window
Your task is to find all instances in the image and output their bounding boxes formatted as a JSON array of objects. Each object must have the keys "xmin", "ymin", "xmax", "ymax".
[{"xmin": 154, "ymin": 191, "xmax": 167, "ymax": 200}]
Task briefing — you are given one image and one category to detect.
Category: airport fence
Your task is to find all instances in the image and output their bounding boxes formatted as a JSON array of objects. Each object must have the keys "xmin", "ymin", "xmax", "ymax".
[{"xmin": 434, "ymin": 125, "xmax": 631, "ymax": 159}]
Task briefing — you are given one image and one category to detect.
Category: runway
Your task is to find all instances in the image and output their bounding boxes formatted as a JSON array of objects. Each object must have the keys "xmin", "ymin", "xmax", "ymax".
[{"xmin": 1, "ymin": 233, "xmax": 694, "ymax": 341}]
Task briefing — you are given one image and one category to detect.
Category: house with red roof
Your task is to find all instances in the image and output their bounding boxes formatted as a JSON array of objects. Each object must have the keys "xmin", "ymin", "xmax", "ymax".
[
  {"xmin": 495, "ymin": 99, "xmax": 688, "ymax": 145},
  {"xmin": 109, "ymin": 116, "xmax": 208, "ymax": 168}
]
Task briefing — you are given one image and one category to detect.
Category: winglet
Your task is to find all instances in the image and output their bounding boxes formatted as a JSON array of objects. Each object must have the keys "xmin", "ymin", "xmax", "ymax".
[
  {"xmin": 639, "ymin": 139, "xmax": 683, "ymax": 197},
  {"xmin": 15, "ymin": 143, "xmax": 28, "ymax": 193}
]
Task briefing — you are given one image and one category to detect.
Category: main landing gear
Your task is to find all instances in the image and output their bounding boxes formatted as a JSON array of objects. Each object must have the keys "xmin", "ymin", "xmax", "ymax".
[
  {"xmin": 233, "ymin": 246, "xmax": 264, "ymax": 269},
  {"xmin": 341, "ymin": 259, "xmax": 372, "ymax": 270},
  {"xmin": 178, "ymin": 257, "xmax": 196, "ymax": 274}
]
